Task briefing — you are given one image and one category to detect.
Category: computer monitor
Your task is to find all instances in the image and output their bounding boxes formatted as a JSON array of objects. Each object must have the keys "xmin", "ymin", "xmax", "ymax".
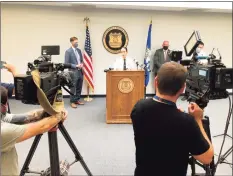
[
  {"xmin": 184, "ymin": 31, "xmax": 202, "ymax": 56},
  {"xmin": 41, "ymin": 45, "xmax": 60, "ymax": 56},
  {"xmin": 171, "ymin": 51, "xmax": 183, "ymax": 62}
]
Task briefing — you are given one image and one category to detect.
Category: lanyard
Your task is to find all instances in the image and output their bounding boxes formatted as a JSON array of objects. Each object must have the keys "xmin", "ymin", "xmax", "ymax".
[{"xmin": 153, "ymin": 95, "xmax": 176, "ymax": 107}]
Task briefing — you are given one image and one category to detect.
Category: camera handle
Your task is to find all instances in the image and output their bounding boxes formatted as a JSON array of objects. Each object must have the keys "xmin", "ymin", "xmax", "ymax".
[{"xmin": 20, "ymin": 86, "xmax": 93, "ymax": 176}]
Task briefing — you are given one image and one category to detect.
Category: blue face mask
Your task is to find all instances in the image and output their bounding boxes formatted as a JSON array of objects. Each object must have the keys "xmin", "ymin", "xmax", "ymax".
[{"xmin": 74, "ymin": 43, "xmax": 78, "ymax": 48}]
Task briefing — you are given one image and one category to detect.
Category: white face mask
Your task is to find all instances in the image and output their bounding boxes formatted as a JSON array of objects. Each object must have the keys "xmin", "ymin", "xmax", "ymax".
[{"xmin": 196, "ymin": 47, "xmax": 201, "ymax": 54}]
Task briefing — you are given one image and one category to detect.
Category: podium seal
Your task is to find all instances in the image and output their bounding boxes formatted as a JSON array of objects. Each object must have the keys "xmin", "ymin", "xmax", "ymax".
[{"xmin": 118, "ymin": 78, "xmax": 134, "ymax": 93}]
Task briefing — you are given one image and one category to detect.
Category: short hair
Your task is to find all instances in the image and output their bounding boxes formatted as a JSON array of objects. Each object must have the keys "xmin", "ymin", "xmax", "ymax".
[
  {"xmin": 199, "ymin": 41, "xmax": 204, "ymax": 46},
  {"xmin": 121, "ymin": 47, "xmax": 128, "ymax": 52},
  {"xmin": 1, "ymin": 86, "xmax": 8, "ymax": 104},
  {"xmin": 70, "ymin": 37, "xmax": 78, "ymax": 42},
  {"xmin": 157, "ymin": 62, "xmax": 187, "ymax": 96}
]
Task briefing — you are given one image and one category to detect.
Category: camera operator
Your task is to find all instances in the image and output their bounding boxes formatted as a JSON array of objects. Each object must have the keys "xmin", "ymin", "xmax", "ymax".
[
  {"xmin": 131, "ymin": 62, "xmax": 214, "ymax": 176},
  {"xmin": 192, "ymin": 41, "xmax": 208, "ymax": 65},
  {"xmin": 1, "ymin": 86, "xmax": 68, "ymax": 176}
]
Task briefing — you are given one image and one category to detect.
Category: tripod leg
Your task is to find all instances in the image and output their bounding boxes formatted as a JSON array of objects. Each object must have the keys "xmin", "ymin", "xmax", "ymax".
[
  {"xmin": 221, "ymin": 146, "xmax": 233, "ymax": 159},
  {"xmin": 189, "ymin": 157, "xmax": 196, "ymax": 176},
  {"xmin": 218, "ymin": 146, "xmax": 233, "ymax": 164},
  {"xmin": 58, "ymin": 123, "xmax": 93, "ymax": 176},
  {"xmin": 202, "ymin": 116, "xmax": 215, "ymax": 176},
  {"xmin": 213, "ymin": 134, "xmax": 224, "ymax": 138},
  {"xmin": 213, "ymin": 134, "xmax": 232, "ymax": 139},
  {"xmin": 20, "ymin": 134, "xmax": 43, "ymax": 176},
  {"xmin": 48, "ymin": 130, "xmax": 61, "ymax": 176}
]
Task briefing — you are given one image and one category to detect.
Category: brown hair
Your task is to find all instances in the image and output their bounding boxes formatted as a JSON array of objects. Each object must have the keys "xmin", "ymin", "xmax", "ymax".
[
  {"xmin": 70, "ymin": 37, "xmax": 78, "ymax": 42},
  {"xmin": 157, "ymin": 62, "xmax": 187, "ymax": 96},
  {"xmin": 1, "ymin": 86, "xmax": 8, "ymax": 104}
]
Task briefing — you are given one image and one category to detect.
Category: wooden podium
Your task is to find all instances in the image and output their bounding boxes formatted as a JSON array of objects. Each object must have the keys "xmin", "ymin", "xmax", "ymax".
[{"xmin": 106, "ymin": 70, "xmax": 145, "ymax": 124}]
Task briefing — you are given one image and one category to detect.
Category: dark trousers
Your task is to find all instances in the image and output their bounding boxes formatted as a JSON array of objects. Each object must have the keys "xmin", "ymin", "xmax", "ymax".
[{"xmin": 70, "ymin": 69, "xmax": 83, "ymax": 103}]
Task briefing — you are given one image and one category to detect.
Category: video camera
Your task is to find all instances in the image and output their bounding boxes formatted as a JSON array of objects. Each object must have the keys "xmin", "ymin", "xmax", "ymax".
[
  {"xmin": 181, "ymin": 31, "xmax": 233, "ymax": 108},
  {"xmin": 14, "ymin": 45, "xmax": 73, "ymax": 104}
]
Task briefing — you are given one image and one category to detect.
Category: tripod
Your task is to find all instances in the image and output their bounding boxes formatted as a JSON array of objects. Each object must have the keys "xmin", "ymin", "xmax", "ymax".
[
  {"xmin": 189, "ymin": 116, "xmax": 215, "ymax": 176},
  {"xmin": 20, "ymin": 86, "xmax": 93, "ymax": 176},
  {"xmin": 213, "ymin": 101, "xmax": 232, "ymax": 139},
  {"xmin": 214, "ymin": 96, "xmax": 232, "ymax": 174},
  {"xmin": 213, "ymin": 133, "xmax": 232, "ymax": 139},
  {"xmin": 216, "ymin": 146, "xmax": 233, "ymax": 166}
]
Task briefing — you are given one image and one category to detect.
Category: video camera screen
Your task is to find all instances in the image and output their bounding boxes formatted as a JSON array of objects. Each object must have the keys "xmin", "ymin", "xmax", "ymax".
[{"xmin": 184, "ymin": 31, "xmax": 202, "ymax": 56}]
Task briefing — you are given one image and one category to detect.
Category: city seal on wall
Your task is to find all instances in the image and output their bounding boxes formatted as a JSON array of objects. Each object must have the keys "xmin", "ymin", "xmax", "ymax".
[
  {"xmin": 103, "ymin": 26, "xmax": 129, "ymax": 54},
  {"xmin": 118, "ymin": 78, "xmax": 134, "ymax": 94}
]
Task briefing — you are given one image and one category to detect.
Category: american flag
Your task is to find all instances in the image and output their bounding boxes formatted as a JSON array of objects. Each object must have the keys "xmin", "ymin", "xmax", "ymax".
[{"xmin": 83, "ymin": 25, "xmax": 94, "ymax": 91}]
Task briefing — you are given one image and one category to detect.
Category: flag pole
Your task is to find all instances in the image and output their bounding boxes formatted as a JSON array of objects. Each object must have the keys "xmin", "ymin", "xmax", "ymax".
[
  {"xmin": 84, "ymin": 84, "xmax": 93, "ymax": 102},
  {"xmin": 83, "ymin": 17, "xmax": 93, "ymax": 102}
]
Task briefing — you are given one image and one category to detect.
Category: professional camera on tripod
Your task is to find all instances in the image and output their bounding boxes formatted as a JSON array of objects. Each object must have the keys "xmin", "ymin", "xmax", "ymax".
[
  {"xmin": 180, "ymin": 31, "xmax": 233, "ymax": 176},
  {"xmin": 14, "ymin": 46, "xmax": 93, "ymax": 176}
]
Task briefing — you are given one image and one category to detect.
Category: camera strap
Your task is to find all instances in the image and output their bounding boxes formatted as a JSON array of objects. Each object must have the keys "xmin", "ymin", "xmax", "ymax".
[{"xmin": 153, "ymin": 95, "xmax": 177, "ymax": 107}]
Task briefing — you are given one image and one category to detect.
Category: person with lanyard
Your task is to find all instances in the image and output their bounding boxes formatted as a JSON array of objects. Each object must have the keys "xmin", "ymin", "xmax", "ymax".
[
  {"xmin": 113, "ymin": 47, "xmax": 137, "ymax": 70},
  {"xmin": 131, "ymin": 62, "xmax": 214, "ymax": 176}
]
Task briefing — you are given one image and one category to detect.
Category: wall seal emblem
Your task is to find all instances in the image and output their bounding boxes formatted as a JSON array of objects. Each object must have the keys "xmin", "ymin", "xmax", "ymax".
[
  {"xmin": 118, "ymin": 78, "xmax": 134, "ymax": 93},
  {"xmin": 103, "ymin": 26, "xmax": 129, "ymax": 54}
]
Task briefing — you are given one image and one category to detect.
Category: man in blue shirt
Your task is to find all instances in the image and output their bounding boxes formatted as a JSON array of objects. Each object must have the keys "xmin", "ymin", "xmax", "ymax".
[{"xmin": 65, "ymin": 37, "xmax": 84, "ymax": 108}]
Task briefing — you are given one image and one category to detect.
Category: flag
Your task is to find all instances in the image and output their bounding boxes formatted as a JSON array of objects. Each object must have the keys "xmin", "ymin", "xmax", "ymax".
[
  {"xmin": 144, "ymin": 20, "xmax": 152, "ymax": 87},
  {"xmin": 83, "ymin": 25, "xmax": 94, "ymax": 91}
]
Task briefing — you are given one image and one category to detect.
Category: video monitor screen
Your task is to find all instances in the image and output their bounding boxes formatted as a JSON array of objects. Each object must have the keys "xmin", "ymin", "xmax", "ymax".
[
  {"xmin": 41, "ymin": 45, "xmax": 60, "ymax": 56},
  {"xmin": 184, "ymin": 31, "xmax": 201, "ymax": 56}
]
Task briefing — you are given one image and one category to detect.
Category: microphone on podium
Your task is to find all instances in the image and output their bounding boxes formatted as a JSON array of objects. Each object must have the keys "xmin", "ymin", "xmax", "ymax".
[
  {"xmin": 133, "ymin": 59, "xmax": 139, "ymax": 70},
  {"xmin": 104, "ymin": 66, "xmax": 113, "ymax": 72}
]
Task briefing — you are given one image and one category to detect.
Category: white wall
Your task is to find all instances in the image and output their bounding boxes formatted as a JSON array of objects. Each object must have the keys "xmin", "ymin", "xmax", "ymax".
[{"xmin": 1, "ymin": 4, "xmax": 232, "ymax": 95}]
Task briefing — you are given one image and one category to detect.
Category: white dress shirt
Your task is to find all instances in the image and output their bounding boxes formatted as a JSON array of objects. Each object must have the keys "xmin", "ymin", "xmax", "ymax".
[
  {"xmin": 113, "ymin": 56, "xmax": 137, "ymax": 70},
  {"xmin": 163, "ymin": 49, "xmax": 168, "ymax": 61},
  {"xmin": 72, "ymin": 46, "xmax": 81, "ymax": 64}
]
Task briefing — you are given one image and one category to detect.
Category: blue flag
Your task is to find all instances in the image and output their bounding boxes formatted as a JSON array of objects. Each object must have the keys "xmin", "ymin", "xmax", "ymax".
[{"xmin": 144, "ymin": 20, "xmax": 152, "ymax": 87}]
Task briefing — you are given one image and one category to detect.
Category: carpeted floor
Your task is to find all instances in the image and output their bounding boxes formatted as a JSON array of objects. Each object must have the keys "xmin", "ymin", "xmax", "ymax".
[{"xmin": 8, "ymin": 97, "xmax": 232, "ymax": 176}]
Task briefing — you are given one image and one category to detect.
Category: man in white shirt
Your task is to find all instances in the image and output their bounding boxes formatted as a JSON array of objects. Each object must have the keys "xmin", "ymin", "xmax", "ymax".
[{"xmin": 113, "ymin": 47, "xmax": 137, "ymax": 70}]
